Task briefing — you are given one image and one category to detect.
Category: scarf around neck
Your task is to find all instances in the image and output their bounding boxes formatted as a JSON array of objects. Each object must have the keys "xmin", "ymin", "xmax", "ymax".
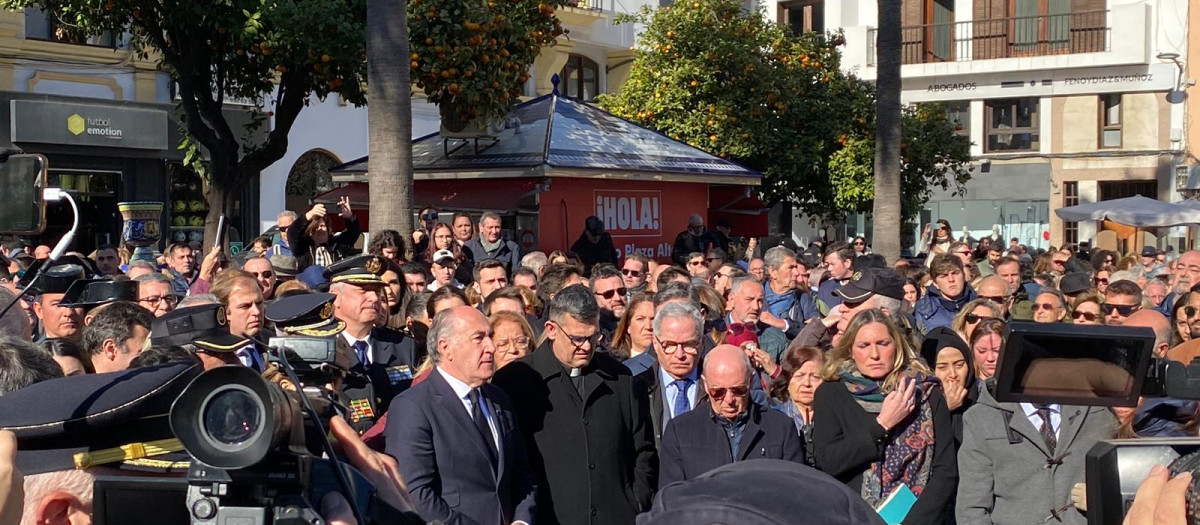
[{"xmin": 838, "ymin": 361, "xmax": 937, "ymax": 508}]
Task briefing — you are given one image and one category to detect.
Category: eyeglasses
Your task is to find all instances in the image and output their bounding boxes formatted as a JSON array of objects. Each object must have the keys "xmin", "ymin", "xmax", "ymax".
[
  {"xmin": 1094, "ymin": 278, "xmax": 1109, "ymax": 285},
  {"xmin": 707, "ymin": 385, "xmax": 750, "ymax": 400},
  {"xmin": 705, "ymin": 257, "xmax": 720, "ymax": 263},
  {"xmin": 1032, "ymin": 302, "xmax": 1060, "ymax": 312},
  {"xmin": 1072, "ymin": 311, "xmax": 1099, "ymax": 322},
  {"xmin": 655, "ymin": 336, "xmax": 700, "ymax": 355},
  {"xmin": 250, "ymin": 271, "xmax": 274, "ymax": 279},
  {"xmin": 551, "ymin": 322, "xmax": 602, "ymax": 350},
  {"xmin": 964, "ymin": 313, "xmax": 997, "ymax": 324},
  {"xmin": 139, "ymin": 295, "xmax": 179, "ymax": 307},
  {"xmin": 980, "ymin": 295, "xmax": 1008, "ymax": 304},
  {"xmin": 853, "ymin": 241, "xmax": 865, "ymax": 246},
  {"xmin": 594, "ymin": 287, "xmax": 628, "ymax": 300},
  {"xmin": 494, "ymin": 336, "xmax": 530, "ymax": 350},
  {"xmin": 621, "ymin": 268, "xmax": 643, "ymax": 277},
  {"xmin": 1101, "ymin": 303, "xmax": 1141, "ymax": 317},
  {"xmin": 688, "ymin": 260, "xmax": 704, "ymax": 266}
]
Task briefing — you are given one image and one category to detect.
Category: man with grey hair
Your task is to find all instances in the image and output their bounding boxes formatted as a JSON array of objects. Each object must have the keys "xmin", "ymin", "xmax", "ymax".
[
  {"xmin": 494, "ymin": 285, "xmax": 656, "ymax": 525},
  {"xmin": 268, "ymin": 210, "xmax": 298, "ymax": 257},
  {"xmin": 0, "ymin": 335, "xmax": 62, "ymax": 394},
  {"xmin": 124, "ymin": 259, "xmax": 158, "ymax": 280},
  {"xmin": 134, "ymin": 272, "xmax": 177, "ymax": 317},
  {"xmin": 658, "ymin": 344, "xmax": 803, "ymax": 487},
  {"xmin": 759, "ymin": 246, "xmax": 818, "ymax": 337},
  {"xmin": 177, "ymin": 293, "xmax": 219, "ymax": 308},
  {"xmin": 633, "ymin": 301, "xmax": 704, "ymax": 445},
  {"xmin": 463, "ymin": 211, "xmax": 521, "ymax": 277},
  {"xmin": 794, "ymin": 267, "xmax": 917, "ymax": 351},
  {"xmin": 724, "ymin": 276, "xmax": 788, "ymax": 362},
  {"xmin": 385, "ymin": 306, "xmax": 536, "ymax": 525},
  {"xmin": 624, "ymin": 281, "xmax": 707, "ymax": 376},
  {"xmin": 521, "ymin": 250, "xmax": 549, "ymax": 277}
]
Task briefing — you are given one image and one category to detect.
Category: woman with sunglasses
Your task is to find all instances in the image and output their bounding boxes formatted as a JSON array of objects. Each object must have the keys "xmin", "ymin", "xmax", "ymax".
[
  {"xmin": 851, "ymin": 236, "xmax": 870, "ymax": 257},
  {"xmin": 1090, "ymin": 249, "xmax": 1117, "ymax": 273},
  {"xmin": 1031, "ymin": 289, "xmax": 1068, "ymax": 323},
  {"xmin": 611, "ymin": 293, "xmax": 655, "ymax": 360},
  {"xmin": 812, "ymin": 309, "xmax": 956, "ymax": 522},
  {"xmin": 1070, "ymin": 292, "xmax": 1104, "ymax": 326},
  {"xmin": 919, "ymin": 327, "xmax": 976, "ymax": 446},
  {"xmin": 1093, "ymin": 269, "xmax": 1110, "ymax": 294},
  {"xmin": 1169, "ymin": 292, "xmax": 1200, "ymax": 347},
  {"xmin": 771, "ymin": 345, "xmax": 824, "ymax": 467},
  {"xmin": 950, "ymin": 299, "xmax": 1002, "ymax": 343}
]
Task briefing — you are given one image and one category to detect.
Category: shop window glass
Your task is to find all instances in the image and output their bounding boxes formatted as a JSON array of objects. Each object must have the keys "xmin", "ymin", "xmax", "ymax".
[
  {"xmin": 985, "ymin": 98, "xmax": 1039, "ymax": 153},
  {"xmin": 1062, "ymin": 181, "xmax": 1078, "ymax": 245},
  {"xmin": 779, "ymin": 0, "xmax": 824, "ymax": 34}
]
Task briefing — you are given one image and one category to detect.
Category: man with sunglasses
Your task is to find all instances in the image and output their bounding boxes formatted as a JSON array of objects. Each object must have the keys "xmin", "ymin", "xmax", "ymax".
[
  {"xmin": 493, "ymin": 285, "xmax": 657, "ymax": 525},
  {"xmin": 622, "ymin": 253, "xmax": 650, "ymax": 296},
  {"xmin": 590, "ymin": 264, "xmax": 628, "ymax": 338},
  {"xmin": 1103, "ymin": 280, "xmax": 1144, "ymax": 326},
  {"xmin": 242, "ymin": 255, "xmax": 278, "ymax": 300},
  {"xmin": 658, "ymin": 344, "xmax": 803, "ymax": 488}
]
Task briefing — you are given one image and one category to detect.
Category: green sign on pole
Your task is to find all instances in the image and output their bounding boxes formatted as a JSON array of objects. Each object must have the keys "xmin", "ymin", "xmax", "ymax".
[{"xmin": 229, "ymin": 242, "xmax": 243, "ymax": 255}]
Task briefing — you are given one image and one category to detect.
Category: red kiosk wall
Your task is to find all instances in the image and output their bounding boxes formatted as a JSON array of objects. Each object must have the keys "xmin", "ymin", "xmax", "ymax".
[{"xmin": 538, "ymin": 177, "xmax": 709, "ymax": 262}]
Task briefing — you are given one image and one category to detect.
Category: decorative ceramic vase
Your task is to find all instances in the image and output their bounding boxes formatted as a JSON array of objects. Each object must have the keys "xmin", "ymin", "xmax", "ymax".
[{"xmin": 118, "ymin": 202, "xmax": 164, "ymax": 263}]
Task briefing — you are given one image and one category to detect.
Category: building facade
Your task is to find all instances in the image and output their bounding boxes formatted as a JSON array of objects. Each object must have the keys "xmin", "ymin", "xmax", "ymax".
[
  {"xmin": 766, "ymin": 0, "xmax": 1188, "ymax": 254},
  {"xmin": 0, "ymin": 9, "xmax": 263, "ymax": 253},
  {"xmin": 259, "ymin": 0, "xmax": 652, "ymax": 235}
]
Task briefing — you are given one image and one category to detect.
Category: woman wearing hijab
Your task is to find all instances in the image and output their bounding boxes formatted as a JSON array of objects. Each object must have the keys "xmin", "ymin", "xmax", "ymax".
[
  {"xmin": 812, "ymin": 309, "xmax": 957, "ymax": 524},
  {"xmin": 920, "ymin": 326, "xmax": 977, "ymax": 447}
]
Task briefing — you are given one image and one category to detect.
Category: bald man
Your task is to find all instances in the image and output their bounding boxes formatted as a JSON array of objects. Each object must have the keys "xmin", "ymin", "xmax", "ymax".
[
  {"xmin": 976, "ymin": 276, "xmax": 1012, "ymax": 318},
  {"xmin": 1124, "ymin": 310, "xmax": 1171, "ymax": 358},
  {"xmin": 657, "ymin": 344, "xmax": 803, "ymax": 488}
]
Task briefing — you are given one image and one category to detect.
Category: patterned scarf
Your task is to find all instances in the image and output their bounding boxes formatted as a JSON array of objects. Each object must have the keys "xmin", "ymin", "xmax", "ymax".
[{"xmin": 839, "ymin": 361, "xmax": 937, "ymax": 508}]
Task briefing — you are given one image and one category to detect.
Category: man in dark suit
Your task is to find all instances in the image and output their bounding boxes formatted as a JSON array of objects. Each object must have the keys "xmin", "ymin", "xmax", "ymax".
[
  {"xmin": 658, "ymin": 344, "xmax": 804, "ymax": 488},
  {"xmin": 386, "ymin": 306, "xmax": 537, "ymax": 525},
  {"xmin": 493, "ymin": 285, "xmax": 657, "ymax": 525},
  {"xmin": 330, "ymin": 256, "xmax": 419, "ymax": 432},
  {"xmin": 633, "ymin": 301, "xmax": 707, "ymax": 447}
]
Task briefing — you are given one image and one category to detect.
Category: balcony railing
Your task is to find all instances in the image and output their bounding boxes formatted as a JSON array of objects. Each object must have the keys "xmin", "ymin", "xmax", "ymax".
[
  {"xmin": 867, "ymin": 10, "xmax": 1109, "ymax": 66},
  {"xmin": 565, "ymin": 0, "xmax": 604, "ymax": 11}
]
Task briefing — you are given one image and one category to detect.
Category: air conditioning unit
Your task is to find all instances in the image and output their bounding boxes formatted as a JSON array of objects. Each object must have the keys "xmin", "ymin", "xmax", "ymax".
[{"xmin": 440, "ymin": 105, "xmax": 503, "ymax": 139}]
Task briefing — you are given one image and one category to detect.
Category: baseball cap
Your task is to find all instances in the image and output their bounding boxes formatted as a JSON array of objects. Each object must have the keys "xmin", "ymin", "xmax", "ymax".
[{"xmin": 433, "ymin": 249, "xmax": 456, "ymax": 266}]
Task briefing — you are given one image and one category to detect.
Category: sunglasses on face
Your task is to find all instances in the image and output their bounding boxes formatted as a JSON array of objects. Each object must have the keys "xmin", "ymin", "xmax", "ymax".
[
  {"xmin": 422, "ymin": 213, "xmax": 438, "ymax": 220},
  {"xmin": 250, "ymin": 271, "xmax": 274, "ymax": 279},
  {"xmin": 595, "ymin": 287, "xmax": 628, "ymax": 300},
  {"xmin": 1094, "ymin": 278, "xmax": 1109, "ymax": 285},
  {"xmin": 980, "ymin": 295, "xmax": 1008, "ymax": 304},
  {"xmin": 1101, "ymin": 303, "xmax": 1140, "ymax": 316},
  {"xmin": 139, "ymin": 295, "xmax": 179, "ymax": 307},
  {"xmin": 707, "ymin": 385, "xmax": 750, "ymax": 400},
  {"xmin": 964, "ymin": 313, "xmax": 996, "ymax": 324},
  {"xmin": 689, "ymin": 260, "xmax": 704, "ymax": 266},
  {"xmin": 1072, "ymin": 311, "xmax": 1099, "ymax": 322},
  {"xmin": 1032, "ymin": 303, "xmax": 1060, "ymax": 312},
  {"xmin": 621, "ymin": 268, "xmax": 643, "ymax": 277},
  {"xmin": 853, "ymin": 241, "xmax": 864, "ymax": 246}
]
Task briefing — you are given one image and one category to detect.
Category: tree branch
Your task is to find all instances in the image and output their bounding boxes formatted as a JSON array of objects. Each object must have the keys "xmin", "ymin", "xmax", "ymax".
[{"xmin": 239, "ymin": 71, "xmax": 309, "ymax": 176}]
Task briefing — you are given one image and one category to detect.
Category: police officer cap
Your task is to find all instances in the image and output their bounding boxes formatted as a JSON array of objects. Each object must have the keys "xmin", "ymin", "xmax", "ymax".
[
  {"xmin": 324, "ymin": 255, "xmax": 385, "ymax": 286},
  {"xmin": 266, "ymin": 292, "xmax": 346, "ymax": 337},
  {"xmin": 0, "ymin": 362, "xmax": 202, "ymax": 475},
  {"xmin": 18, "ymin": 256, "xmax": 93, "ymax": 295},
  {"xmin": 150, "ymin": 304, "xmax": 249, "ymax": 353},
  {"xmin": 835, "ymin": 267, "xmax": 906, "ymax": 303},
  {"xmin": 639, "ymin": 460, "xmax": 884, "ymax": 525},
  {"xmin": 59, "ymin": 278, "xmax": 139, "ymax": 309}
]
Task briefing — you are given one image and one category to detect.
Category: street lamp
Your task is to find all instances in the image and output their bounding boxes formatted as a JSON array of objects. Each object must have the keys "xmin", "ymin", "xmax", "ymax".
[{"xmin": 1157, "ymin": 52, "xmax": 1186, "ymax": 99}]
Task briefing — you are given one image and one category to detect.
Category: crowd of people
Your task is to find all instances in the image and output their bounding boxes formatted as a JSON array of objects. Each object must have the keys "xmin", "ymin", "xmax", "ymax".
[{"xmin": 0, "ymin": 206, "xmax": 1195, "ymax": 525}]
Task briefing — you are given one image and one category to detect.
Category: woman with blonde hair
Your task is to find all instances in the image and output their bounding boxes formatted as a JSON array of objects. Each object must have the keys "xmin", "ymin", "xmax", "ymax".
[
  {"xmin": 949, "ymin": 299, "xmax": 1002, "ymax": 343},
  {"xmin": 812, "ymin": 309, "xmax": 957, "ymax": 521},
  {"xmin": 490, "ymin": 311, "xmax": 534, "ymax": 369}
]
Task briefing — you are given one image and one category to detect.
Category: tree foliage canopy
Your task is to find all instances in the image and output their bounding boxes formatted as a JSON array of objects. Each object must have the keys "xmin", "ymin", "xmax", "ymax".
[
  {"xmin": 409, "ymin": 0, "xmax": 566, "ymax": 123},
  {"xmin": 598, "ymin": 0, "xmax": 972, "ymax": 221}
]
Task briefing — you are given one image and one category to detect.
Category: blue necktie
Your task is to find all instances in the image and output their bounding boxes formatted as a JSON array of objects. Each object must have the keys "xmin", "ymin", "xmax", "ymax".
[
  {"xmin": 671, "ymin": 379, "xmax": 693, "ymax": 418},
  {"xmin": 353, "ymin": 340, "xmax": 368, "ymax": 366}
]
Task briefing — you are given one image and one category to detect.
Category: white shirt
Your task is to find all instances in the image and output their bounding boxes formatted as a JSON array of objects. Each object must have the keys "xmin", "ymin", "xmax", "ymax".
[
  {"xmin": 340, "ymin": 332, "xmax": 374, "ymax": 365},
  {"xmin": 1020, "ymin": 402, "xmax": 1062, "ymax": 439},
  {"xmin": 436, "ymin": 367, "xmax": 500, "ymax": 453}
]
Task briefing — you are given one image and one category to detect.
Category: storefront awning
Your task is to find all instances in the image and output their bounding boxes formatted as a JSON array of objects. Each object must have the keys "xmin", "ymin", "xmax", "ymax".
[{"xmin": 331, "ymin": 92, "xmax": 761, "ymax": 186}]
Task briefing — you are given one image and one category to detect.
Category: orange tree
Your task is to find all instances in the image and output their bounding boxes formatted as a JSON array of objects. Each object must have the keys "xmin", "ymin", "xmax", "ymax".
[
  {"xmin": 599, "ymin": 0, "xmax": 971, "ymax": 222},
  {"xmin": 409, "ymin": 0, "xmax": 567, "ymax": 123}
]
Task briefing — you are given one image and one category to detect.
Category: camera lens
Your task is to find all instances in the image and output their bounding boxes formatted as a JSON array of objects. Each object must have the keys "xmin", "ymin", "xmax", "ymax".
[{"xmin": 203, "ymin": 388, "xmax": 261, "ymax": 446}]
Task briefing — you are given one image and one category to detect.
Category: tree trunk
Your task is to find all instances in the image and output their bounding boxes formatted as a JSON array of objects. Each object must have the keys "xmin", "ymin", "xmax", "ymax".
[
  {"xmin": 872, "ymin": 0, "xmax": 903, "ymax": 262},
  {"xmin": 366, "ymin": 0, "xmax": 414, "ymax": 255}
]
